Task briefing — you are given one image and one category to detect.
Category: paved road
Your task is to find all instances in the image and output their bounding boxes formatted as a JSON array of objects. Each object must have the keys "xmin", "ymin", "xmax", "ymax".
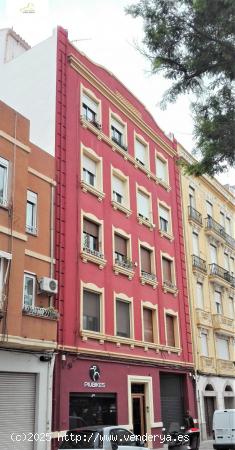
[{"xmin": 199, "ymin": 440, "xmax": 213, "ymax": 449}]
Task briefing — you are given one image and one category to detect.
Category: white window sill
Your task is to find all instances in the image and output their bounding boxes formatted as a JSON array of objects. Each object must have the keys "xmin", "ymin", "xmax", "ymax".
[
  {"xmin": 81, "ymin": 180, "xmax": 105, "ymax": 201},
  {"xmin": 140, "ymin": 274, "xmax": 158, "ymax": 289},
  {"xmin": 137, "ymin": 215, "xmax": 155, "ymax": 230},
  {"xmin": 162, "ymin": 282, "xmax": 178, "ymax": 296},
  {"xmin": 159, "ymin": 229, "xmax": 174, "ymax": 242},
  {"xmin": 111, "ymin": 200, "xmax": 132, "ymax": 217},
  {"xmin": 156, "ymin": 178, "xmax": 171, "ymax": 191},
  {"xmin": 113, "ymin": 263, "xmax": 135, "ymax": 280},
  {"xmin": 81, "ymin": 250, "xmax": 107, "ymax": 269}
]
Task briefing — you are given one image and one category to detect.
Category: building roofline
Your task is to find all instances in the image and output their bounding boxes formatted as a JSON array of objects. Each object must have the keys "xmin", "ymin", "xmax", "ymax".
[{"xmin": 1, "ymin": 27, "xmax": 31, "ymax": 50}]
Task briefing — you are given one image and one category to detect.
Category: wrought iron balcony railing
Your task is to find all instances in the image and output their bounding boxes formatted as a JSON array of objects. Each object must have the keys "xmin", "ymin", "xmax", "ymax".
[
  {"xmin": 188, "ymin": 206, "xmax": 202, "ymax": 225},
  {"xmin": 209, "ymin": 263, "xmax": 231, "ymax": 284},
  {"xmin": 163, "ymin": 280, "xmax": 177, "ymax": 290},
  {"xmin": 205, "ymin": 217, "xmax": 226, "ymax": 238},
  {"xmin": 22, "ymin": 305, "xmax": 59, "ymax": 320},
  {"xmin": 115, "ymin": 257, "xmax": 133, "ymax": 270},
  {"xmin": 141, "ymin": 271, "xmax": 157, "ymax": 282},
  {"xmin": 111, "ymin": 136, "xmax": 128, "ymax": 152},
  {"xmin": 82, "ymin": 114, "xmax": 101, "ymax": 130},
  {"xmin": 192, "ymin": 255, "xmax": 207, "ymax": 272},
  {"xmin": 83, "ymin": 246, "xmax": 104, "ymax": 260}
]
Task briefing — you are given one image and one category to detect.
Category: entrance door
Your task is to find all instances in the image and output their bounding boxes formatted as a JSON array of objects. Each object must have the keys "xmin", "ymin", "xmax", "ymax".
[
  {"xmin": 204, "ymin": 396, "xmax": 215, "ymax": 438},
  {"xmin": 132, "ymin": 395, "xmax": 145, "ymax": 436},
  {"xmin": 160, "ymin": 374, "xmax": 184, "ymax": 433}
]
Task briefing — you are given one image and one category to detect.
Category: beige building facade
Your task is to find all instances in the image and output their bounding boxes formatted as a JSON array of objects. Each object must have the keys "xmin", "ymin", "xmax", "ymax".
[{"xmin": 179, "ymin": 144, "xmax": 235, "ymax": 440}]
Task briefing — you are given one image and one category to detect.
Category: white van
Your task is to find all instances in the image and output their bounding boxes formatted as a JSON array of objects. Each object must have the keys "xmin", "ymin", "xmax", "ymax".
[{"xmin": 213, "ymin": 409, "xmax": 235, "ymax": 449}]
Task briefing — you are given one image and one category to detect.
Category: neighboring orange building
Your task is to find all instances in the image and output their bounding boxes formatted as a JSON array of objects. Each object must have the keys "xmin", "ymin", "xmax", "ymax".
[{"xmin": 0, "ymin": 100, "xmax": 57, "ymax": 448}]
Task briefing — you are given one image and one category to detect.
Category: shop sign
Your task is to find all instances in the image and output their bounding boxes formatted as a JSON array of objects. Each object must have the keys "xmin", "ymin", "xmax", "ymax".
[{"xmin": 83, "ymin": 365, "xmax": 106, "ymax": 388}]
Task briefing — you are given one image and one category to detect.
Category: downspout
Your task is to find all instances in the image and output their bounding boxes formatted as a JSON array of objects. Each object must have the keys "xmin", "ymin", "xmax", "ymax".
[{"xmin": 49, "ymin": 184, "xmax": 55, "ymax": 307}]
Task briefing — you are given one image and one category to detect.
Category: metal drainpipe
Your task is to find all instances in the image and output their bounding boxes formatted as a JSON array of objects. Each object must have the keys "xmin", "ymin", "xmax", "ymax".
[{"xmin": 49, "ymin": 184, "xmax": 55, "ymax": 307}]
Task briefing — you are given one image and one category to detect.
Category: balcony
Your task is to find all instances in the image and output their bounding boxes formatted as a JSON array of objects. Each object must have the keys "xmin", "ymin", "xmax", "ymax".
[
  {"xmin": 209, "ymin": 263, "xmax": 232, "ymax": 287},
  {"xmin": 205, "ymin": 217, "xmax": 226, "ymax": 242},
  {"xmin": 81, "ymin": 246, "xmax": 107, "ymax": 269},
  {"xmin": 217, "ymin": 359, "xmax": 235, "ymax": 376},
  {"xmin": 212, "ymin": 314, "xmax": 234, "ymax": 335},
  {"xmin": 192, "ymin": 255, "xmax": 207, "ymax": 274},
  {"xmin": 162, "ymin": 280, "xmax": 178, "ymax": 296},
  {"xmin": 113, "ymin": 257, "xmax": 134, "ymax": 279},
  {"xmin": 111, "ymin": 136, "xmax": 128, "ymax": 152},
  {"xmin": 196, "ymin": 309, "xmax": 212, "ymax": 327},
  {"xmin": 140, "ymin": 270, "xmax": 158, "ymax": 288},
  {"xmin": 22, "ymin": 305, "xmax": 59, "ymax": 320},
  {"xmin": 223, "ymin": 232, "xmax": 235, "ymax": 250},
  {"xmin": 188, "ymin": 206, "xmax": 202, "ymax": 226},
  {"xmin": 199, "ymin": 356, "xmax": 216, "ymax": 374}
]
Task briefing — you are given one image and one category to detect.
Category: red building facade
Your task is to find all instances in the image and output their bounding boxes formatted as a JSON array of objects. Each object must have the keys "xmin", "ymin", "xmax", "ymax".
[{"xmin": 54, "ymin": 27, "xmax": 196, "ymax": 446}]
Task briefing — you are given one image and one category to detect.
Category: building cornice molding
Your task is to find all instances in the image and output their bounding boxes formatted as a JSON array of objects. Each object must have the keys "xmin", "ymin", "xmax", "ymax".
[
  {"xmin": 0, "ymin": 130, "xmax": 30, "ymax": 153},
  {"xmin": 28, "ymin": 167, "xmax": 56, "ymax": 186},
  {"xmin": 68, "ymin": 54, "xmax": 176, "ymax": 158},
  {"xmin": 0, "ymin": 334, "xmax": 56, "ymax": 350}
]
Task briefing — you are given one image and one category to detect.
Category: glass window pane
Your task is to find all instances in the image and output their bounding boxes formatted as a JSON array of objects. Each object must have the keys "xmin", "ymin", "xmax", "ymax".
[{"xmin": 116, "ymin": 300, "xmax": 130, "ymax": 338}]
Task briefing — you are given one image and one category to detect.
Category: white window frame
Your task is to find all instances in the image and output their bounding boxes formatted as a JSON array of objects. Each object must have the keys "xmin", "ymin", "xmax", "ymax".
[
  {"xmin": 110, "ymin": 111, "xmax": 128, "ymax": 150},
  {"xmin": 156, "ymin": 151, "xmax": 169, "ymax": 188},
  {"xmin": 214, "ymin": 290, "xmax": 222, "ymax": 314},
  {"xmin": 23, "ymin": 272, "xmax": 36, "ymax": 307},
  {"xmin": 111, "ymin": 166, "xmax": 131, "ymax": 216},
  {"xmin": 81, "ymin": 85, "xmax": 101, "ymax": 126},
  {"xmin": 0, "ymin": 156, "xmax": 9, "ymax": 207},
  {"xmin": 164, "ymin": 308, "xmax": 180, "ymax": 349},
  {"xmin": 136, "ymin": 184, "xmax": 154, "ymax": 229},
  {"xmin": 141, "ymin": 301, "xmax": 159, "ymax": 344},
  {"xmin": 196, "ymin": 281, "xmax": 204, "ymax": 309},
  {"xmin": 158, "ymin": 200, "xmax": 173, "ymax": 240},
  {"xmin": 192, "ymin": 230, "xmax": 200, "ymax": 257},
  {"xmin": 80, "ymin": 281, "xmax": 104, "ymax": 335},
  {"xmin": 134, "ymin": 132, "xmax": 149, "ymax": 169},
  {"xmin": 81, "ymin": 144, "xmax": 104, "ymax": 200},
  {"xmin": 200, "ymin": 330, "xmax": 209, "ymax": 357},
  {"xmin": 216, "ymin": 335, "xmax": 229, "ymax": 360},
  {"xmin": 26, "ymin": 190, "xmax": 37, "ymax": 235},
  {"xmin": 114, "ymin": 292, "xmax": 134, "ymax": 340}
]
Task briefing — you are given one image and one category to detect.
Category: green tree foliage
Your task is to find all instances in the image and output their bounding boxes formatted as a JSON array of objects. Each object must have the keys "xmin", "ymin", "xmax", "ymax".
[{"xmin": 126, "ymin": 0, "xmax": 235, "ymax": 176}]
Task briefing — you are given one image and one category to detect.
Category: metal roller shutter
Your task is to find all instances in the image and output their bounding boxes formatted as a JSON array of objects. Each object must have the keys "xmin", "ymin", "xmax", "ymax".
[
  {"xmin": 160, "ymin": 374, "xmax": 184, "ymax": 433},
  {"xmin": 0, "ymin": 372, "xmax": 36, "ymax": 449}
]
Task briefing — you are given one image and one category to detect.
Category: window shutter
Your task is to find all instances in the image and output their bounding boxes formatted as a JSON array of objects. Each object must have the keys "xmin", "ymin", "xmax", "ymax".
[
  {"xmin": 206, "ymin": 201, "xmax": 213, "ymax": 217},
  {"xmin": 226, "ymin": 217, "xmax": 231, "ymax": 235},
  {"xmin": 192, "ymin": 232, "xmax": 199, "ymax": 256},
  {"xmin": 27, "ymin": 190, "xmax": 37, "ymax": 204},
  {"xmin": 140, "ymin": 247, "xmax": 151, "ymax": 273},
  {"xmin": 83, "ymin": 290, "xmax": 100, "ymax": 331},
  {"xmin": 189, "ymin": 186, "xmax": 195, "ymax": 208},
  {"xmin": 135, "ymin": 139, "xmax": 146, "ymax": 164},
  {"xmin": 143, "ymin": 308, "xmax": 153, "ymax": 342},
  {"xmin": 159, "ymin": 206, "xmax": 169, "ymax": 221},
  {"xmin": 220, "ymin": 211, "xmax": 225, "ymax": 228},
  {"xmin": 137, "ymin": 191, "xmax": 150, "ymax": 219},
  {"xmin": 115, "ymin": 235, "xmax": 127, "ymax": 256},
  {"xmin": 166, "ymin": 315, "xmax": 175, "ymax": 347},
  {"xmin": 224, "ymin": 253, "xmax": 229, "ymax": 271},
  {"xmin": 113, "ymin": 176, "xmax": 124, "ymax": 196},
  {"xmin": 201, "ymin": 332, "xmax": 208, "ymax": 356},
  {"xmin": 116, "ymin": 300, "xmax": 130, "ymax": 337},
  {"xmin": 216, "ymin": 336, "xmax": 229, "ymax": 360},
  {"xmin": 162, "ymin": 257, "xmax": 172, "ymax": 282},
  {"xmin": 82, "ymin": 93, "xmax": 98, "ymax": 113},
  {"xmin": 83, "ymin": 155, "xmax": 96, "ymax": 175},
  {"xmin": 157, "ymin": 158, "xmax": 167, "ymax": 181},
  {"xmin": 196, "ymin": 282, "xmax": 204, "ymax": 309},
  {"xmin": 210, "ymin": 245, "xmax": 217, "ymax": 264},
  {"xmin": 111, "ymin": 117, "xmax": 124, "ymax": 134},
  {"xmin": 83, "ymin": 219, "xmax": 98, "ymax": 237}
]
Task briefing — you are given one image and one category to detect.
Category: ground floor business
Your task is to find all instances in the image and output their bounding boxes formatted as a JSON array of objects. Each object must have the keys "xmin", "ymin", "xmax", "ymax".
[
  {"xmin": 0, "ymin": 348, "xmax": 55, "ymax": 450},
  {"xmin": 53, "ymin": 354, "xmax": 196, "ymax": 448},
  {"xmin": 196, "ymin": 374, "xmax": 235, "ymax": 440}
]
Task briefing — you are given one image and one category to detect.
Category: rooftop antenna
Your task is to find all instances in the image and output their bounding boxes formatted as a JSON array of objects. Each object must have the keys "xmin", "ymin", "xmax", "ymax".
[{"xmin": 20, "ymin": 2, "xmax": 36, "ymax": 13}]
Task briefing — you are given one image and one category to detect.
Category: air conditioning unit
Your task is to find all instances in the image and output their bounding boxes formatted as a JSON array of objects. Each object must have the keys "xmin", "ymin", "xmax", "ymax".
[{"xmin": 39, "ymin": 277, "xmax": 58, "ymax": 294}]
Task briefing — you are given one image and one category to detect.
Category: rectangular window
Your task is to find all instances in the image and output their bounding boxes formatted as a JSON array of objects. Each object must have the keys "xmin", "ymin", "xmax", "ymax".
[
  {"xmin": 196, "ymin": 282, "xmax": 204, "ymax": 309},
  {"xmin": 230, "ymin": 257, "xmax": 234, "ymax": 276},
  {"xmin": 83, "ymin": 155, "xmax": 96, "ymax": 187},
  {"xmin": 224, "ymin": 253, "xmax": 230, "ymax": 271},
  {"xmin": 162, "ymin": 257, "xmax": 173, "ymax": 284},
  {"xmin": 216, "ymin": 336, "xmax": 229, "ymax": 360},
  {"xmin": 201, "ymin": 331, "xmax": 208, "ymax": 356},
  {"xmin": 220, "ymin": 211, "xmax": 225, "ymax": 228},
  {"xmin": 206, "ymin": 201, "xmax": 213, "ymax": 218},
  {"xmin": 214, "ymin": 290, "xmax": 222, "ymax": 314},
  {"xmin": 116, "ymin": 299, "xmax": 130, "ymax": 338},
  {"xmin": 143, "ymin": 307, "xmax": 154, "ymax": 343},
  {"xmin": 0, "ymin": 157, "xmax": 9, "ymax": 206},
  {"xmin": 113, "ymin": 175, "xmax": 124, "ymax": 204},
  {"xmin": 159, "ymin": 205, "xmax": 170, "ymax": 233},
  {"xmin": 135, "ymin": 139, "xmax": 146, "ymax": 166},
  {"xmin": 156, "ymin": 157, "xmax": 168, "ymax": 183},
  {"xmin": 114, "ymin": 234, "xmax": 127, "ymax": 263},
  {"xmin": 111, "ymin": 117, "xmax": 125, "ymax": 148},
  {"xmin": 83, "ymin": 290, "xmax": 100, "ymax": 332},
  {"xmin": 82, "ymin": 93, "xmax": 99, "ymax": 124},
  {"xmin": 228, "ymin": 297, "xmax": 234, "ymax": 316},
  {"xmin": 189, "ymin": 186, "xmax": 195, "ymax": 208},
  {"xmin": 23, "ymin": 273, "xmax": 36, "ymax": 307},
  {"xmin": 166, "ymin": 314, "xmax": 175, "ymax": 347},
  {"xmin": 137, "ymin": 190, "xmax": 150, "ymax": 221},
  {"xmin": 83, "ymin": 219, "xmax": 99, "ymax": 252},
  {"xmin": 226, "ymin": 217, "xmax": 231, "ymax": 235},
  {"xmin": 192, "ymin": 231, "xmax": 199, "ymax": 256},
  {"xmin": 140, "ymin": 246, "xmax": 152, "ymax": 274},
  {"xmin": 0, "ymin": 258, "xmax": 5, "ymax": 308},
  {"xmin": 26, "ymin": 190, "xmax": 37, "ymax": 234},
  {"xmin": 210, "ymin": 244, "xmax": 217, "ymax": 264}
]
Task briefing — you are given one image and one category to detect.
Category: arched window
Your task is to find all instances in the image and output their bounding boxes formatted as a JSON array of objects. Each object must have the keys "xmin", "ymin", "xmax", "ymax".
[
  {"xmin": 205, "ymin": 384, "xmax": 214, "ymax": 391},
  {"xmin": 225, "ymin": 385, "xmax": 233, "ymax": 392}
]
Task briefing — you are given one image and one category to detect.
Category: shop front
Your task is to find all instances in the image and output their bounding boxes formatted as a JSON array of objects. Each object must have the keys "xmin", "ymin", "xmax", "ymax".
[{"xmin": 54, "ymin": 355, "xmax": 196, "ymax": 448}]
